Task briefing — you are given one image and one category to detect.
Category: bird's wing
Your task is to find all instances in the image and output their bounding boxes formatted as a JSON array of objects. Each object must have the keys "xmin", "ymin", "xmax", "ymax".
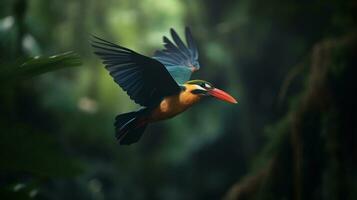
[
  {"xmin": 92, "ymin": 36, "xmax": 181, "ymax": 107},
  {"xmin": 153, "ymin": 27, "xmax": 200, "ymax": 84}
]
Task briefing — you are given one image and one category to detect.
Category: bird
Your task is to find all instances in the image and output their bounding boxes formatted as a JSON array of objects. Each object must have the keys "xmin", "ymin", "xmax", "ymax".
[{"xmin": 91, "ymin": 27, "xmax": 237, "ymax": 145}]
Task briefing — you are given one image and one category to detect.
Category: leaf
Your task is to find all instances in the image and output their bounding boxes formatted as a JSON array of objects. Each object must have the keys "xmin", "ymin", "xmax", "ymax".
[{"xmin": 0, "ymin": 51, "xmax": 82, "ymax": 83}]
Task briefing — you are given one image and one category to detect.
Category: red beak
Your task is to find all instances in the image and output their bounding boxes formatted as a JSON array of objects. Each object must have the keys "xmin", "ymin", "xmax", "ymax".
[{"xmin": 208, "ymin": 88, "xmax": 238, "ymax": 104}]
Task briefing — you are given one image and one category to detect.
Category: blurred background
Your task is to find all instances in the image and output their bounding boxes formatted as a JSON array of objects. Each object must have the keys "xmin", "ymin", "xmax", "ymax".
[{"xmin": 0, "ymin": 0, "xmax": 356, "ymax": 199}]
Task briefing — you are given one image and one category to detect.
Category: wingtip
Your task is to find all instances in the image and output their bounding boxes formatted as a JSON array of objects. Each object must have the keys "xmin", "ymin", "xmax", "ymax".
[
  {"xmin": 170, "ymin": 27, "xmax": 179, "ymax": 37},
  {"xmin": 89, "ymin": 34, "xmax": 106, "ymax": 48},
  {"xmin": 185, "ymin": 27, "xmax": 194, "ymax": 39},
  {"xmin": 163, "ymin": 36, "xmax": 170, "ymax": 42},
  {"xmin": 89, "ymin": 34, "xmax": 102, "ymax": 42}
]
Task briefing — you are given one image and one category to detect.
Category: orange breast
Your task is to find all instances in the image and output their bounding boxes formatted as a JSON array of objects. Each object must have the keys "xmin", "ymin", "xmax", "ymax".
[{"xmin": 149, "ymin": 86, "xmax": 202, "ymax": 122}]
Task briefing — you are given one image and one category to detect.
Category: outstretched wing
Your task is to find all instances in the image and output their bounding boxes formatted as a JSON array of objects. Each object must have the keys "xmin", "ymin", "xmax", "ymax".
[
  {"xmin": 153, "ymin": 27, "xmax": 200, "ymax": 84},
  {"xmin": 91, "ymin": 36, "xmax": 181, "ymax": 107}
]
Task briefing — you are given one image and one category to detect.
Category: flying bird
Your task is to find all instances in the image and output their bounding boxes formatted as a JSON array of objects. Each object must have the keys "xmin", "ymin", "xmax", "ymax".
[{"xmin": 92, "ymin": 28, "xmax": 237, "ymax": 145}]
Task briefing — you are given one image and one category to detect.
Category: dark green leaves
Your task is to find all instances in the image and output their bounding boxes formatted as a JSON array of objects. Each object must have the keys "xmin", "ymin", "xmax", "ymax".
[{"xmin": 0, "ymin": 51, "xmax": 82, "ymax": 83}]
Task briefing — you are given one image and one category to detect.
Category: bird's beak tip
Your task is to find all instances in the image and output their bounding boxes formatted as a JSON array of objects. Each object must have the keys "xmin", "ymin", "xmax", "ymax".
[{"xmin": 209, "ymin": 88, "xmax": 238, "ymax": 104}]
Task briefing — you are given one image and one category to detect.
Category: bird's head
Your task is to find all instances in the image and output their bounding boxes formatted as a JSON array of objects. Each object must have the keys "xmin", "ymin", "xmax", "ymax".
[{"xmin": 184, "ymin": 80, "xmax": 238, "ymax": 104}]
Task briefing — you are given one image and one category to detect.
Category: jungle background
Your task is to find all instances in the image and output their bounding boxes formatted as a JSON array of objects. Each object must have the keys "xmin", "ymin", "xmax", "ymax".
[{"xmin": 0, "ymin": 0, "xmax": 356, "ymax": 199}]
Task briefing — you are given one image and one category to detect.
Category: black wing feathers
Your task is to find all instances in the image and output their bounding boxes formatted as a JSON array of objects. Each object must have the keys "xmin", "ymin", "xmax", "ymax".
[{"xmin": 91, "ymin": 35, "xmax": 180, "ymax": 107}]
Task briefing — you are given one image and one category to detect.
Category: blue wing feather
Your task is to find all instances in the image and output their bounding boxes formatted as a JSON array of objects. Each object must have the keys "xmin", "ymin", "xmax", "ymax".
[
  {"xmin": 166, "ymin": 66, "xmax": 192, "ymax": 85},
  {"xmin": 153, "ymin": 27, "xmax": 200, "ymax": 84}
]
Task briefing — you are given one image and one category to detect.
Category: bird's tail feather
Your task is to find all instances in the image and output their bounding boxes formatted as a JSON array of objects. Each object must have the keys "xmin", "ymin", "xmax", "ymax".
[{"xmin": 114, "ymin": 109, "xmax": 149, "ymax": 145}]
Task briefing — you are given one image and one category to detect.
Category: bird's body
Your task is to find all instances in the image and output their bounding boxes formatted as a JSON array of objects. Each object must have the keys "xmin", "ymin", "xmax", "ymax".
[
  {"xmin": 92, "ymin": 28, "xmax": 237, "ymax": 145},
  {"xmin": 149, "ymin": 83, "xmax": 202, "ymax": 122}
]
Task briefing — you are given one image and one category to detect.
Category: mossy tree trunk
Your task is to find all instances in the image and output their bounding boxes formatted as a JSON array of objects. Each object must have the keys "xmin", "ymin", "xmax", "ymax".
[{"xmin": 224, "ymin": 32, "xmax": 357, "ymax": 200}]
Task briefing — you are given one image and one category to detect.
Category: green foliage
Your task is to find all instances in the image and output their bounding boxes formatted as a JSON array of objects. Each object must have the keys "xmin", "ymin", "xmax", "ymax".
[{"xmin": 0, "ymin": 51, "xmax": 82, "ymax": 83}]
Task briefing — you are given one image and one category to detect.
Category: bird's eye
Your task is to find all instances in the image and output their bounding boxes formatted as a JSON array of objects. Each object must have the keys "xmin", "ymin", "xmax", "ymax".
[{"xmin": 204, "ymin": 83, "xmax": 212, "ymax": 89}]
